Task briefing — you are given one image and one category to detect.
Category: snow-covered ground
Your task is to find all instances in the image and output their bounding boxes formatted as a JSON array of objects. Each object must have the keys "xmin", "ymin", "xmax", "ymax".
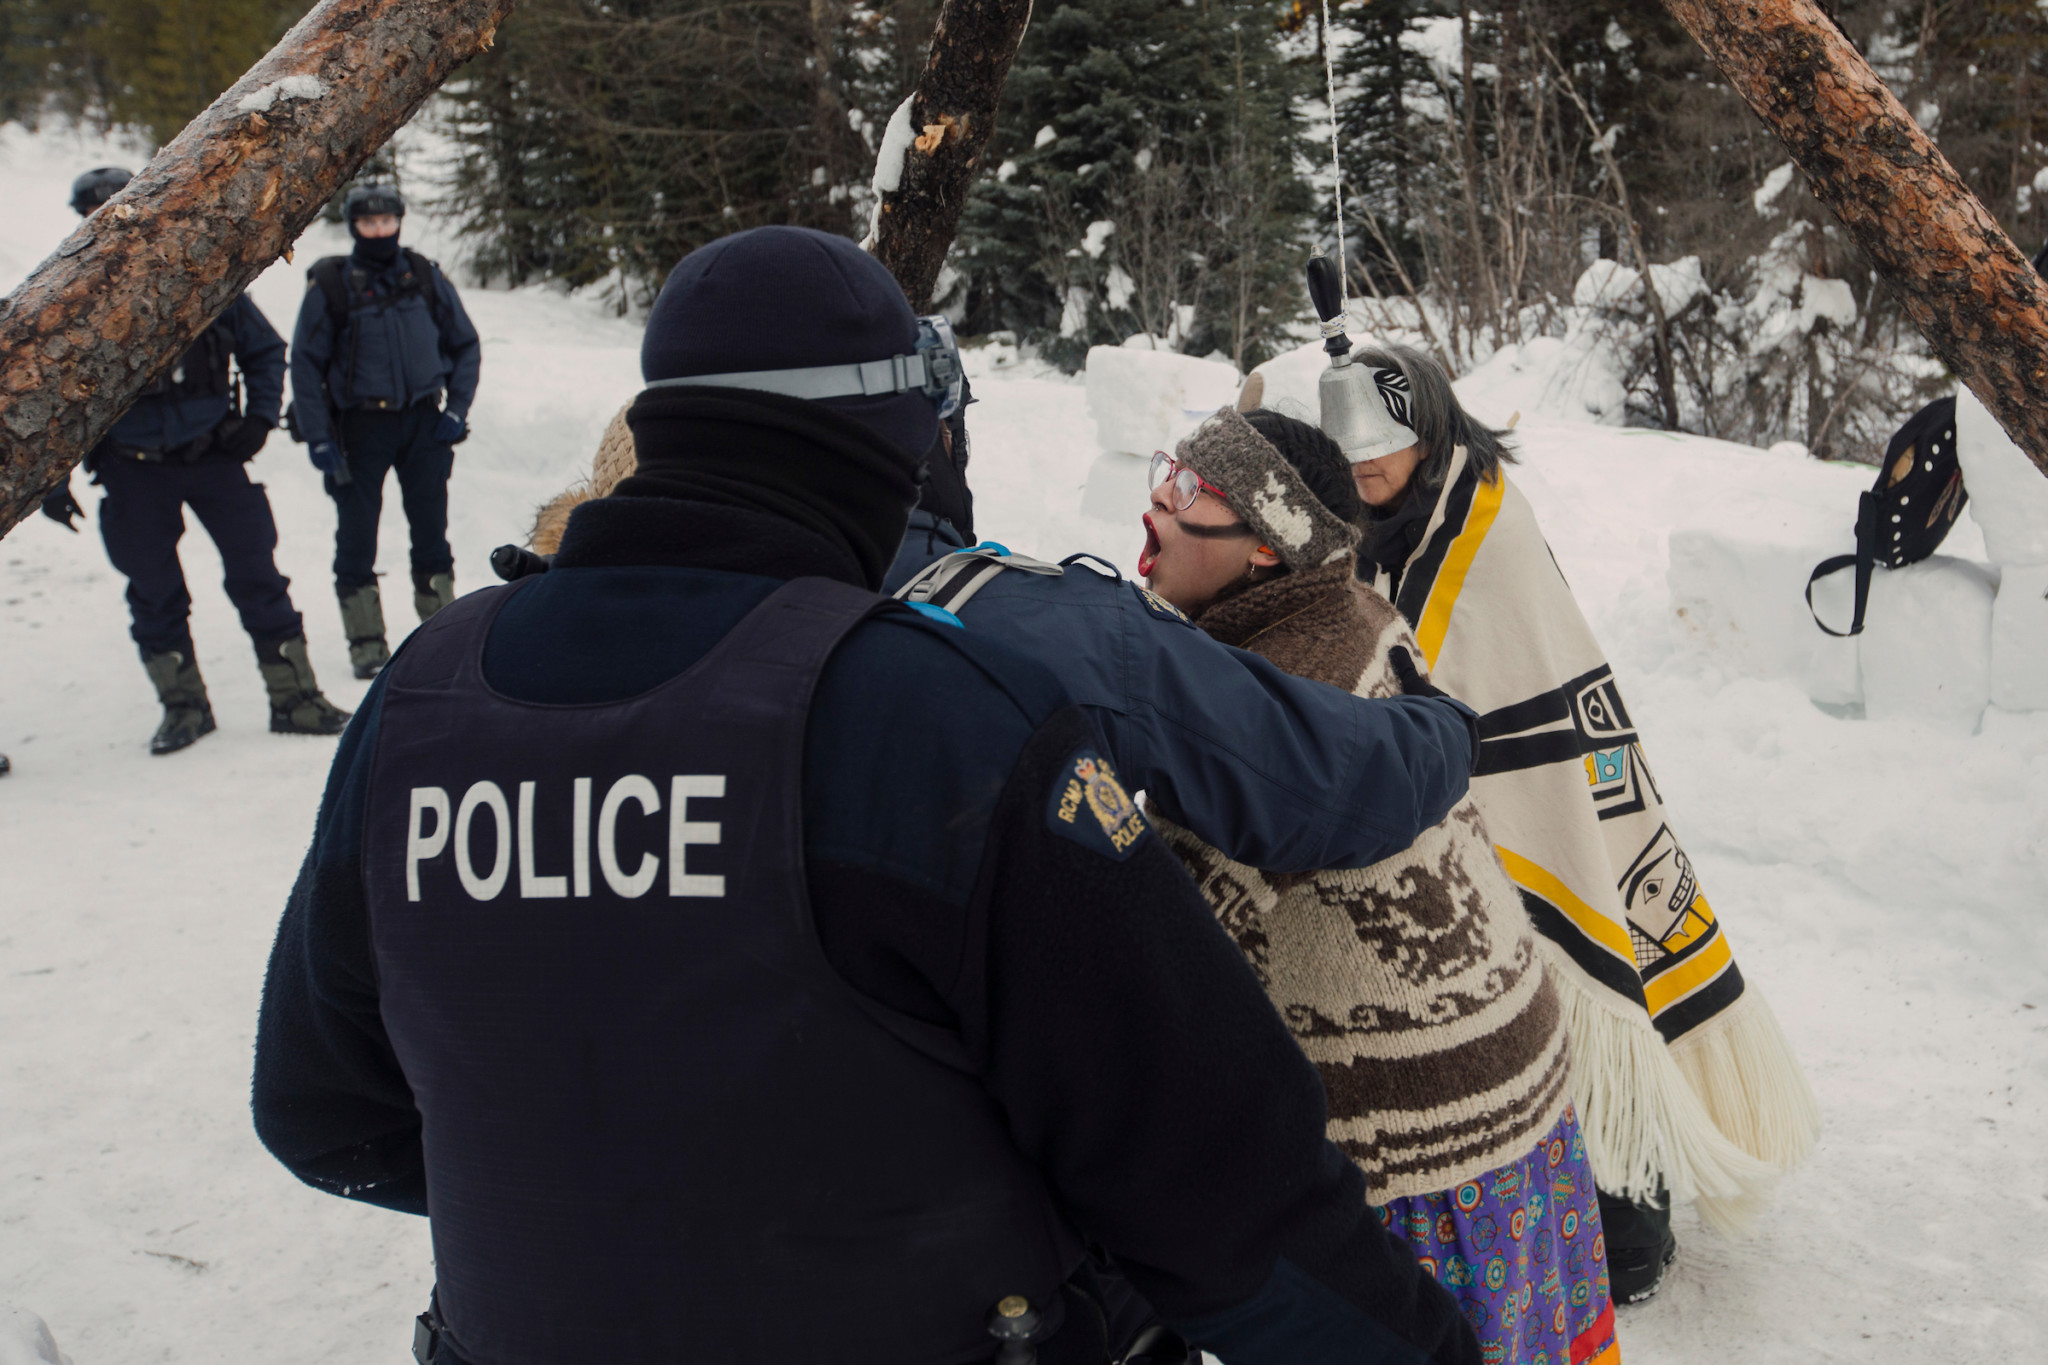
[{"xmin": 3, "ymin": 120, "xmax": 2045, "ymax": 1362}]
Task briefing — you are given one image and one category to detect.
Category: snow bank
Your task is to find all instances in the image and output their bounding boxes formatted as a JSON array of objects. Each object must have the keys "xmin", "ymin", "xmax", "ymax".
[
  {"xmin": 1954, "ymin": 382, "xmax": 2048, "ymax": 565},
  {"xmin": 0, "ymin": 1309, "xmax": 71, "ymax": 1365},
  {"xmin": 1249, "ymin": 338, "xmax": 1339, "ymax": 423},
  {"xmin": 1572, "ymin": 257, "xmax": 1707, "ymax": 317},
  {"xmin": 1456, "ymin": 334, "xmax": 1628, "ymax": 425},
  {"xmin": 1083, "ymin": 345, "xmax": 1239, "ymax": 456}
]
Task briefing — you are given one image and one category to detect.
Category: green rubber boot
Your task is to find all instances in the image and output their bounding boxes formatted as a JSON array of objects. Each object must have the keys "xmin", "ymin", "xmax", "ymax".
[
  {"xmin": 413, "ymin": 568, "xmax": 456, "ymax": 622},
  {"xmin": 338, "ymin": 583, "xmax": 391, "ymax": 680},
  {"xmin": 142, "ymin": 649, "xmax": 217, "ymax": 755},
  {"xmin": 257, "ymin": 635, "xmax": 352, "ymax": 736}
]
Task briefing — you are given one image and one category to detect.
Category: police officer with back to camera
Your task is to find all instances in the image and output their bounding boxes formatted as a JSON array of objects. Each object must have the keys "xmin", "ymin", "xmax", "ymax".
[
  {"xmin": 40, "ymin": 167, "xmax": 349, "ymax": 755},
  {"xmin": 290, "ymin": 183, "xmax": 481, "ymax": 679},
  {"xmin": 252, "ymin": 226, "xmax": 1483, "ymax": 1365}
]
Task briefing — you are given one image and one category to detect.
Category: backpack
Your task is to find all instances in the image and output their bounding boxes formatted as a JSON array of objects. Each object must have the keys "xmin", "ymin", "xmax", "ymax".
[
  {"xmin": 892, "ymin": 544, "xmax": 1067, "ymax": 620},
  {"xmin": 283, "ymin": 249, "xmax": 451, "ymax": 443},
  {"xmin": 1805, "ymin": 395, "xmax": 1968, "ymax": 637}
]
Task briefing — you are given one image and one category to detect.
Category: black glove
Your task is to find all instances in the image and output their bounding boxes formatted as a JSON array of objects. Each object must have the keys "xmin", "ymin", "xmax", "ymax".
[
  {"xmin": 41, "ymin": 486, "xmax": 85, "ymax": 532},
  {"xmin": 1390, "ymin": 645, "xmax": 1483, "ymax": 775},
  {"xmin": 1389, "ymin": 645, "xmax": 1443, "ymax": 699},
  {"xmin": 215, "ymin": 416, "xmax": 272, "ymax": 463},
  {"xmin": 490, "ymin": 544, "xmax": 551, "ymax": 582}
]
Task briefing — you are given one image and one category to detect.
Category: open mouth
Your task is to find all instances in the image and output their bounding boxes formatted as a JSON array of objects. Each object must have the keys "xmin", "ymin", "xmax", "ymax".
[{"xmin": 1139, "ymin": 513, "xmax": 1161, "ymax": 579}]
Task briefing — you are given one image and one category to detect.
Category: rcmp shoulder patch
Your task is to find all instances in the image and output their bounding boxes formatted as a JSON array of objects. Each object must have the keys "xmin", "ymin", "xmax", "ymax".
[
  {"xmin": 1046, "ymin": 748, "xmax": 1149, "ymax": 860},
  {"xmin": 1132, "ymin": 583, "xmax": 1195, "ymax": 628}
]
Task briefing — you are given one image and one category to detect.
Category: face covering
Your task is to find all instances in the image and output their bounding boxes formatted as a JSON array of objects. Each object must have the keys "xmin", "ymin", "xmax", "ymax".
[
  {"xmin": 617, "ymin": 386, "xmax": 922, "ymax": 591},
  {"xmin": 350, "ymin": 227, "xmax": 401, "ymax": 266}
]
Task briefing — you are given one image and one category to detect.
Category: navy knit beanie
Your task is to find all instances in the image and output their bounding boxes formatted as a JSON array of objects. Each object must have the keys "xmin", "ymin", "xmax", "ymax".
[{"xmin": 640, "ymin": 226, "xmax": 939, "ymax": 461}]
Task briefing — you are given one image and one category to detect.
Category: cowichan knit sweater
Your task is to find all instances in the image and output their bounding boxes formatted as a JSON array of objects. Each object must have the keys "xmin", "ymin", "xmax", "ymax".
[{"xmin": 1156, "ymin": 556, "xmax": 1574, "ymax": 1202}]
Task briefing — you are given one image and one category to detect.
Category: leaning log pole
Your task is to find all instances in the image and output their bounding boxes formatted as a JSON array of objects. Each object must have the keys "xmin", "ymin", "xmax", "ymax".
[
  {"xmin": 1660, "ymin": 0, "xmax": 2048, "ymax": 476},
  {"xmin": 0, "ymin": 0, "xmax": 517, "ymax": 538}
]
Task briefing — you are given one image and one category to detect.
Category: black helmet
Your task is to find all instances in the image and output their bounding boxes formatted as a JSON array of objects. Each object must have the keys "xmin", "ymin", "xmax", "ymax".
[
  {"xmin": 343, "ymin": 183, "xmax": 406, "ymax": 222},
  {"xmin": 70, "ymin": 166, "xmax": 133, "ymax": 217}
]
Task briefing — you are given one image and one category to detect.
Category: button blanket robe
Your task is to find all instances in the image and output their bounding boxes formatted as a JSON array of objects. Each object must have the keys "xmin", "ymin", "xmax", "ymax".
[{"xmin": 1364, "ymin": 446, "xmax": 1820, "ymax": 1230}]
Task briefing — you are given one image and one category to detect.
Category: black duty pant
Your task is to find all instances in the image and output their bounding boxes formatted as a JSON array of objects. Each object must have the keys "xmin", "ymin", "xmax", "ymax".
[
  {"xmin": 96, "ymin": 454, "xmax": 303, "ymax": 658},
  {"xmin": 329, "ymin": 400, "xmax": 455, "ymax": 591}
]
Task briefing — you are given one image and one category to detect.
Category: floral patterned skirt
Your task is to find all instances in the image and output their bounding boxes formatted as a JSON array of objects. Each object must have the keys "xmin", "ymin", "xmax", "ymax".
[{"xmin": 1377, "ymin": 1105, "xmax": 1621, "ymax": 1365}]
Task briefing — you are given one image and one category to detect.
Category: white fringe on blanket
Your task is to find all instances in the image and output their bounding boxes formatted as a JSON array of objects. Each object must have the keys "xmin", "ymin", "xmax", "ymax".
[
  {"xmin": 1543, "ymin": 946, "xmax": 1781, "ymax": 1235},
  {"xmin": 1672, "ymin": 988, "xmax": 1823, "ymax": 1233}
]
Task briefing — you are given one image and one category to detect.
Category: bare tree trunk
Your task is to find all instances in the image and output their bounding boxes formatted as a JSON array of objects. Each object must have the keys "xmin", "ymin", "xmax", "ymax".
[
  {"xmin": 1456, "ymin": 1, "xmax": 1497, "ymax": 334},
  {"xmin": 1543, "ymin": 37, "xmax": 1681, "ymax": 429},
  {"xmin": 0, "ymin": 0, "xmax": 516, "ymax": 539},
  {"xmin": 1659, "ymin": 0, "xmax": 2048, "ymax": 476},
  {"xmin": 869, "ymin": 0, "xmax": 1033, "ymax": 311}
]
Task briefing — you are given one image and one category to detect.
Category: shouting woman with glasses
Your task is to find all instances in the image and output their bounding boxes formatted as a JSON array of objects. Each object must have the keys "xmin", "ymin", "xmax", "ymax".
[
  {"xmin": 1138, "ymin": 396, "xmax": 1623, "ymax": 1365},
  {"xmin": 1138, "ymin": 450, "xmax": 1277, "ymax": 614}
]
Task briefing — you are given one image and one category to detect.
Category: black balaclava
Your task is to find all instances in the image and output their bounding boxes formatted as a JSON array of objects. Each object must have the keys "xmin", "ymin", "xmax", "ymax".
[
  {"xmin": 350, "ymin": 220, "xmax": 402, "ymax": 268},
  {"xmin": 619, "ymin": 225, "xmax": 939, "ymax": 588},
  {"xmin": 616, "ymin": 386, "xmax": 921, "ymax": 591}
]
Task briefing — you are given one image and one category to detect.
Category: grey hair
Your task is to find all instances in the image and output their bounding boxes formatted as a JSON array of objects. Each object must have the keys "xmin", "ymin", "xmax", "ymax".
[{"xmin": 1349, "ymin": 343, "xmax": 1517, "ymax": 491}]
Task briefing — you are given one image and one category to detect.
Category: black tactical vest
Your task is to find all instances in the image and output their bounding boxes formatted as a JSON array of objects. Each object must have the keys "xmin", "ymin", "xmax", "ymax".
[
  {"xmin": 365, "ymin": 576, "xmax": 1081, "ymax": 1365},
  {"xmin": 142, "ymin": 321, "xmax": 233, "ymax": 401}
]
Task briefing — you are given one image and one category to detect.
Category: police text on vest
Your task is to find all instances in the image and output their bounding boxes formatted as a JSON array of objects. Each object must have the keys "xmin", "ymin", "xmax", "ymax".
[{"xmin": 407, "ymin": 776, "xmax": 725, "ymax": 901}]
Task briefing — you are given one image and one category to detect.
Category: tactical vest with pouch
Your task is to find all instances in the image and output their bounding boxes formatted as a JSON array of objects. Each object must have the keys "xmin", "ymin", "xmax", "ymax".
[{"xmin": 364, "ymin": 576, "xmax": 1080, "ymax": 1365}]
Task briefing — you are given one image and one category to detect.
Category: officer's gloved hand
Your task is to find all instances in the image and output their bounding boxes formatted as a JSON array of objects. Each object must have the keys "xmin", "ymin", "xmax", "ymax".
[
  {"xmin": 40, "ymin": 486, "xmax": 85, "ymax": 532},
  {"xmin": 1388, "ymin": 646, "xmax": 1444, "ymax": 700},
  {"xmin": 308, "ymin": 441, "xmax": 345, "ymax": 476},
  {"xmin": 216, "ymin": 416, "xmax": 272, "ymax": 463},
  {"xmin": 434, "ymin": 410, "xmax": 468, "ymax": 445},
  {"xmin": 1390, "ymin": 645, "xmax": 1484, "ymax": 776}
]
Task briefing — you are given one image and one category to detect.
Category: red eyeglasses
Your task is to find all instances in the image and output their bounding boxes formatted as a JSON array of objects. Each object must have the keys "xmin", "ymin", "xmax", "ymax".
[{"xmin": 1149, "ymin": 452, "xmax": 1230, "ymax": 512}]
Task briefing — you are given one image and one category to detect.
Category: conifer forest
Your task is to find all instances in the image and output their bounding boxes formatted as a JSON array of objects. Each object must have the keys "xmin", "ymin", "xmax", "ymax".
[{"xmin": 8, "ymin": 0, "xmax": 2046, "ymax": 457}]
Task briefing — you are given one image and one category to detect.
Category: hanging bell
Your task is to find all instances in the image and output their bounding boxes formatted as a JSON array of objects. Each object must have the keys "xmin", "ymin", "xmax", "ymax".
[{"xmin": 1305, "ymin": 254, "xmax": 1419, "ymax": 464}]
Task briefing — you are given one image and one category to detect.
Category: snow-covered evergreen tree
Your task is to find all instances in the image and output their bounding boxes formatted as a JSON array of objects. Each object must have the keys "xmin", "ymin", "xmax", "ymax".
[{"xmin": 956, "ymin": 0, "xmax": 1312, "ymax": 370}]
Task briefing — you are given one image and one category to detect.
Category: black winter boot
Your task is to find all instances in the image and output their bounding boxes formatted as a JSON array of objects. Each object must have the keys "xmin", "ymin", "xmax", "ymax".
[
  {"xmin": 338, "ymin": 583, "xmax": 391, "ymax": 680},
  {"xmin": 413, "ymin": 567, "xmax": 456, "ymax": 622},
  {"xmin": 1598, "ymin": 1187, "xmax": 1676, "ymax": 1305},
  {"xmin": 256, "ymin": 636, "xmax": 352, "ymax": 736},
  {"xmin": 142, "ymin": 649, "xmax": 217, "ymax": 755}
]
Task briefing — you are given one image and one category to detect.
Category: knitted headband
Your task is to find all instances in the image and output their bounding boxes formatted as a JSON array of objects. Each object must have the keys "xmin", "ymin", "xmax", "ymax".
[{"xmin": 1173, "ymin": 407, "xmax": 1362, "ymax": 572}]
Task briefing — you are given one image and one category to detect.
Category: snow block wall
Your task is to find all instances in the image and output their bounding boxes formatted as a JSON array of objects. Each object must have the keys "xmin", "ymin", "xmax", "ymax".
[
  {"xmin": 1857, "ymin": 557, "xmax": 1996, "ymax": 729},
  {"xmin": 1669, "ymin": 527, "xmax": 1996, "ymax": 728},
  {"xmin": 1668, "ymin": 529, "xmax": 1829, "ymax": 681},
  {"xmin": 1085, "ymin": 345, "xmax": 1241, "ymax": 456},
  {"xmin": 1953, "ymin": 385, "xmax": 2048, "ymax": 710},
  {"xmin": 1989, "ymin": 562, "xmax": 2048, "ymax": 712},
  {"xmin": 1954, "ymin": 385, "xmax": 2048, "ymax": 565}
]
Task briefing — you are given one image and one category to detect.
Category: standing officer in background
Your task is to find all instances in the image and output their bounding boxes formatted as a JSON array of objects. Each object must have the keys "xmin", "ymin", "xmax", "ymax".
[
  {"xmin": 253, "ymin": 226, "xmax": 1480, "ymax": 1365},
  {"xmin": 41, "ymin": 167, "xmax": 349, "ymax": 755},
  {"xmin": 290, "ymin": 184, "xmax": 480, "ymax": 679}
]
